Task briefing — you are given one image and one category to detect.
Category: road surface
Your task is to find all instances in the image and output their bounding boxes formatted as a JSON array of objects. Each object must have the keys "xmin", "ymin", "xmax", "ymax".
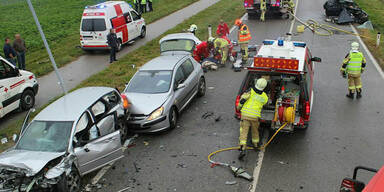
[{"xmin": 95, "ymin": 0, "xmax": 384, "ymax": 191}]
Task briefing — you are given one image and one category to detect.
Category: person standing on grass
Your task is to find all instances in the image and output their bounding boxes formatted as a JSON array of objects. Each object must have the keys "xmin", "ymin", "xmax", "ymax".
[
  {"xmin": 107, "ymin": 29, "xmax": 118, "ymax": 63},
  {"xmin": 216, "ymin": 19, "xmax": 229, "ymax": 38},
  {"xmin": 133, "ymin": 0, "xmax": 140, "ymax": 13},
  {"xmin": 140, "ymin": 0, "xmax": 147, "ymax": 13},
  {"xmin": 148, "ymin": 0, "xmax": 153, "ymax": 12},
  {"xmin": 3, "ymin": 38, "xmax": 17, "ymax": 66},
  {"xmin": 13, "ymin": 34, "xmax": 27, "ymax": 70}
]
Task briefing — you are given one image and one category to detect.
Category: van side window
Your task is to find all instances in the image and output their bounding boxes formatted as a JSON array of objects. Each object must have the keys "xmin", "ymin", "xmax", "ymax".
[
  {"xmin": 0, "ymin": 60, "xmax": 16, "ymax": 80},
  {"xmin": 124, "ymin": 13, "xmax": 132, "ymax": 23},
  {"xmin": 131, "ymin": 11, "xmax": 140, "ymax": 21}
]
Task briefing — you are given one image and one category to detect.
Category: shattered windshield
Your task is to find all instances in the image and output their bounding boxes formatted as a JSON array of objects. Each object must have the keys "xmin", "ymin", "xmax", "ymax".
[
  {"xmin": 16, "ymin": 121, "xmax": 73, "ymax": 152},
  {"xmin": 160, "ymin": 39, "xmax": 195, "ymax": 53},
  {"xmin": 126, "ymin": 70, "xmax": 172, "ymax": 94}
]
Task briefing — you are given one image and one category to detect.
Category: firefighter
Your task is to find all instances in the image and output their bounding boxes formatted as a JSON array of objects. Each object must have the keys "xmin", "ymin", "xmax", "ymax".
[
  {"xmin": 340, "ymin": 42, "xmax": 366, "ymax": 99},
  {"xmin": 188, "ymin": 24, "xmax": 198, "ymax": 35},
  {"xmin": 213, "ymin": 37, "xmax": 229, "ymax": 66},
  {"xmin": 237, "ymin": 78, "xmax": 268, "ymax": 160},
  {"xmin": 260, "ymin": 0, "xmax": 267, "ymax": 21},
  {"xmin": 235, "ymin": 19, "xmax": 252, "ymax": 65}
]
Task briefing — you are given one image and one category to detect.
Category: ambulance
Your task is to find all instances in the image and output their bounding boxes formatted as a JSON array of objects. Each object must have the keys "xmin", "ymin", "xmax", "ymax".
[
  {"xmin": 235, "ymin": 39, "xmax": 321, "ymax": 132},
  {"xmin": 80, "ymin": 1, "xmax": 146, "ymax": 51},
  {"xmin": 0, "ymin": 56, "xmax": 38, "ymax": 118}
]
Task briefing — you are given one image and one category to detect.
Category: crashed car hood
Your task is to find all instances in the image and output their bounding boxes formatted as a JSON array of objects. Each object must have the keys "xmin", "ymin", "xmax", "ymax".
[
  {"xmin": 126, "ymin": 93, "xmax": 169, "ymax": 115},
  {"xmin": 0, "ymin": 150, "xmax": 64, "ymax": 176}
]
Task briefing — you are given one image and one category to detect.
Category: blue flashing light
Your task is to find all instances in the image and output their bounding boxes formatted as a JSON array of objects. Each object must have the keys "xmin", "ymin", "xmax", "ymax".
[
  {"xmin": 263, "ymin": 40, "xmax": 274, "ymax": 45},
  {"xmin": 278, "ymin": 39, "xmax": 284, "ymax": 46},
  {"xmin": 85, "ymin": 6, "xmax": 89, "ymax": 9},
  {"xmin": 97, "ymin": 4, "xmax": 106, "ymax": 9},
  {"xmin": 293, "ymin": 42, "xmax": 306, "ymax": 47}
]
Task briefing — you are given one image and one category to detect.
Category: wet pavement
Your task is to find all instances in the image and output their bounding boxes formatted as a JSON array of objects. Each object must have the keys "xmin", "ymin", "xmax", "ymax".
[
  {"xmin": 0, "ymin": 0, "xmax": 220, "ymax": 128},
  {"xmin": 96, "ymin": 0, "xmax": 384, "ymax": 191}
]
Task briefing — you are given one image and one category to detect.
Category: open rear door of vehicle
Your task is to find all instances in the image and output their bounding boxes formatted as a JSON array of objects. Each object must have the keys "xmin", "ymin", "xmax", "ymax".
[{"xmin": 363, "ymin": 166, "xmax": 384, "ymax": 192}]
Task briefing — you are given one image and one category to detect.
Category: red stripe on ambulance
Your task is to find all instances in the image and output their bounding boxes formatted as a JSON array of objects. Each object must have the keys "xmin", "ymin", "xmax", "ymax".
[
  {"xmin": 113, "ymin": 4, "xmax": 128, "ymax": 43},
  {"xmin": 10, "ymin": 80, "xmax": 25, "ymax": 89}
]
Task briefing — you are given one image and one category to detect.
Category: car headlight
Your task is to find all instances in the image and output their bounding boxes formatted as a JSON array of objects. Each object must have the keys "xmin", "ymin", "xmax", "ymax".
[{"xmin": 147, "ymin": 107, "xmax": 164, "ymax": 121}]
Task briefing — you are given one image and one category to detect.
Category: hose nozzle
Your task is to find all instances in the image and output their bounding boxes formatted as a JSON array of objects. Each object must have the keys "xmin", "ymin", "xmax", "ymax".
[{"xmin": 230, "ymin": 166, "xmax": 253, "ymax": 181}]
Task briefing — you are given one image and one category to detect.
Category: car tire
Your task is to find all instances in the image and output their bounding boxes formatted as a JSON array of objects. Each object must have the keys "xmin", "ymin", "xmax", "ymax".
[
  {"xmin": 20, "ymin": 89, "xmax": 35, "ymax": 111},
  {"xmin": 57, "ymin": 167, "xmax": 81, "ymax": 192},
  {"xmin": 117, "ymin": 118, "xmax": 128, "ymax": 144},
  {"xmin": 140, "ymin": 27, "xmax": 146, "ymax": 38},
  {"xmin": 168, "ymin": 107, "xmax": 178, "ymax": 130},
  {"xmin": 197, "ymin": 77, "xmax": 206, "ymax": 97}
]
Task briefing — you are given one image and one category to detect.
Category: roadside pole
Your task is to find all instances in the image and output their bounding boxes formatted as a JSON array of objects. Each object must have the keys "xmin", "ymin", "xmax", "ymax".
[
  {"xmin": 377, "ymin": 32, "xmax": 381, "ymax": 48},
  {"xmin": 26, "ymin": 0, "xmax": 68, "ymax": 95}
]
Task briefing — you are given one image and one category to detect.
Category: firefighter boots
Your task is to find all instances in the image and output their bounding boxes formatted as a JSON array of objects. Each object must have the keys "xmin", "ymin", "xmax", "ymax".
[
  {"xmin": 356, "ymin": 91, "xmax": 362, "ymax": 99},
  {"xmin": 346, "ymin": 91, "xmax": 354, "ymax": 99}
]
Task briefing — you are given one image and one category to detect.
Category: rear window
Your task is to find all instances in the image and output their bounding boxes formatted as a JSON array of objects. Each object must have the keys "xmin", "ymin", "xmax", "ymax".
[
  {"xmin": 81, "ymin": 18, "xmax": 106, "ymax": 31},
  {"xmin": 160, "ymin": 39, "xmax": 195, "ymax": 53}
]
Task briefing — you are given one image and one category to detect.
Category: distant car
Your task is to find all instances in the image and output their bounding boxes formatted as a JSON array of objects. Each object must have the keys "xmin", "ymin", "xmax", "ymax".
[
  {"xmin": 124, "ymin": 34, "xmax": 205, "ymax": 133},
  {"xmin": 340, "ymin": 166, "xmax": 384, "ymax": 192},
  {"xmin": 0, "ymin": 87, "xmax": 130, "ymax": 191},
  {"xmin": 0, "ymin": 56, "xmax": 38, "ymax": 118}
]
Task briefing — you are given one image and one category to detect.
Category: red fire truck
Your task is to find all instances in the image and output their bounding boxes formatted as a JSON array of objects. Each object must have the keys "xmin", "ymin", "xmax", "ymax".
[{"xmin": 235, "ymin": 39, "xmax": 321, "ymax": 132}]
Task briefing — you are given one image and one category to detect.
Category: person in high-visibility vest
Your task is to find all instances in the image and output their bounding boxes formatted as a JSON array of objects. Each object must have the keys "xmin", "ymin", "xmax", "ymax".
[
  {"xmin": 133, "ymin": 0, "xmax": 139, "ymax": 12},
  {"xmin": 213, "ymin": 37, "xmax": 229, "ymax": 66},
  {"xmin": 236, "ymin": 78, "xmax": 268, "ymax": 160},
  {"xmin": 140, "ymin": 0, "xmax": 147, "ymax": 13},
  {"xmin": 260, "ymin": 0, "xmax": 267, "ymax": 21},
  {"xmin": 340, "ymin": 42, "xmax": 366, "ymax": 99},
  {"xmin": 235, "ymin": 19, "xmax": 252, "ymax": 65}
]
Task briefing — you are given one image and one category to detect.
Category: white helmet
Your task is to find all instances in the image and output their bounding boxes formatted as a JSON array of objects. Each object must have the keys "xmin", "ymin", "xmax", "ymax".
[
  {"xmin": 255, "ymin": 78, "xmax": 267, "ymax": 91},
  {"xmin": 189, "ymin": 24, "xmax": 197, "ymax": 32},
  {"xmin": 208, "ymin": 37, "xmax": 215, "ymax": 43},
  {"xmin": 351, "ymin": 42, "xmax": 359, "ymax": 51}
]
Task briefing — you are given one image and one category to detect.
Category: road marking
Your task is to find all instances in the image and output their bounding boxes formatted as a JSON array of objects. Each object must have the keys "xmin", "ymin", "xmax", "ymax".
[
  {"xmin": 350, "ymin": 25, "xmax": 384, "ymax": 79},
  {"xmin": 91, "ymin": 164, "xmax": 112, "ymax": 185},
  {"xmin": 250, "ymin": 150, "xmax": 265, "ymax": 192}
]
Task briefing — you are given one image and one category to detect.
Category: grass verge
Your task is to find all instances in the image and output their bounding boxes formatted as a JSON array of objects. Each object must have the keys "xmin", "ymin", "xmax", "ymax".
[
  {"xmin": 0, "ymin": 0, "xmax": 245, "ymax": 152},
  {"xmin": 0, "ymin": 0, "xmax": 198, "ymax": 77},
  {"xmin": 355, "ymin": 0, "xmax": 384, "ymax": 68}
]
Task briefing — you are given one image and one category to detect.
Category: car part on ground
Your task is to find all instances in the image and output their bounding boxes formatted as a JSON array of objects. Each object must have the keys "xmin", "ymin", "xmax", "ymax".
[
  {"xmin": 323, "ymin": 0, "xmax": 368, "ymax": 24},
  {"xmin": 0, "ymin": 87, "xmax": 128, "ymax": 191}
]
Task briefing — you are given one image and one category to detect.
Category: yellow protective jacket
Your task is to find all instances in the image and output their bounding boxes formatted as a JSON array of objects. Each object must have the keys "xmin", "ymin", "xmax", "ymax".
[
  {"xmin": 341, "ymin": 51, "xmax": 366, "ymax": 75},
  {"xmin": 240, "ymin": 89, "xmax": 268, "ymax": 119},
  {"xmin": 238, "ymin": 24, "xmax": 251, "ymax": 44},
  {"xmin": 214, "ymin": 38, "xmax": 229, "ymax": 49}
]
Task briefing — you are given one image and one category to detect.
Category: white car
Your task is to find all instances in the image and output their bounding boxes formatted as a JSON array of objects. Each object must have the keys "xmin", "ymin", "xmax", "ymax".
[
  {"xmin": 0, "ymin": 56, "xmax": 38, "ymax": 118},
  {"xmin": 80, "ymin": 1, "xmax": 146, "ymax": 51}
]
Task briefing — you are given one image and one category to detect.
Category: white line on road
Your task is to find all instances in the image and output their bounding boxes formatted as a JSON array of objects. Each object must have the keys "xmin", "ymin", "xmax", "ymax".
[
  {"xmin": 350, "ymin": 25, "xmax": 384, "ymax": 79},
  {"xmin": 250, "ymin": 150, "xmax": 265, "ymax": 192}
]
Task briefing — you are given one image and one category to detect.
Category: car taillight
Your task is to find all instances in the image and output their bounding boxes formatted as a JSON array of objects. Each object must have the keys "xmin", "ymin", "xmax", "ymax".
[
  {"xmin": 304, "ymin": 101, "xmax": 310, "ymax": 120},
  {"xmin": 235, "ymin": 95, "xmax": 240, "ymax": 112},
  {"xmin": 80, "ymin": 35, "xmax": 83, "ymax": 40},
  {"xmin": 29, "ymin": 75, "xmax": 34, "ymax": 80},
  {"xmin": 121, "ymin": 94, "xmax": 131, "ymax": 109},
  {"xmin": 244, "ymin": 0, "xmax": 253, "ymax": 7}
]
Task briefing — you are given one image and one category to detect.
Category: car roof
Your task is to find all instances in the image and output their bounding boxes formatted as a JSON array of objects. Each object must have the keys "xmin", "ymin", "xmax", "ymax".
[
  {"xmin": 159, "ymin": 33, "xmax": 201, "ymax": 44},
  {"xmin": 33, "ymin": 87, "xmax": 115, "ymax": 122},
  {"xmin": 139, "ymin": 55, "xmax": 187, "ymax": 71}
]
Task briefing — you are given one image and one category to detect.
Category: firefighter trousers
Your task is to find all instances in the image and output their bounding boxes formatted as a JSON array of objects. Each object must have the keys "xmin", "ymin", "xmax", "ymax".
[
  {"xmin": 220, "ymin": 46, "xmax": 229, "ymax": 65},
  {"xmin": 239, "ymin": 118, "xmax": 260, "ymax": 148},
  {"xmin": 348, "ymin": 73, "xmax": 362, "ymax": 93},
  {"xmin": 240, "ymin": 43, "xmax": 248, "ymax": 62}
]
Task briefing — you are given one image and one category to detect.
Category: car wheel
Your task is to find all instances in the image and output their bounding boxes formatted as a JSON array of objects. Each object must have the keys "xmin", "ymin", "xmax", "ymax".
[
  {"xmin": 57, "ymin": 167, "xmax": 81, "ymax": 192},
  {"xmin": 140, "ymin": 27, "xmax": 146, "ymax": 38},
  {"xmin": 197, "ymin": 77, "xmax": 206, "ymax": 97},
  {"xmin": 168, "ymin": 107, "xmax": 178, "ymax": 130},
  {"xmin": 20, "ymin": 89, "xmax": 35, "ymax": 111},
  {"xmin": 117, "ymin": 118, "xmax": 128, "ymax": 144}
]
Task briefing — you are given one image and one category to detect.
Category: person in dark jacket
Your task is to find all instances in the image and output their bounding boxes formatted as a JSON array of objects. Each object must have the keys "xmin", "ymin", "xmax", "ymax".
[
  {"xmin": 148, "ymin": 0, "xmax": 153, "ymax": 12},
  {"xmin": 13, "ymin": 34, "xmax": 27, "ymax": 70},
  {"xmin": 107, "ymin": 29, "xmax": 119, "ymax": 63},
  {"xmin": 3, "ymin": 38, "xmax": 17, "ymax": 66}
]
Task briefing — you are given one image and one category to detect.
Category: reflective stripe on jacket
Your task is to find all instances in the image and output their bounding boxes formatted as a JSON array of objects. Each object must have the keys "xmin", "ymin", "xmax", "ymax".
[
  {"xmin": 347, "ymin": 51, "xmax": 364, "ymax": 74},
  {"xmin": 241, "ymin": 89, "xmax": 268, "ymax": 119},
  {"xmin": 238, "ymin": 24, "xmax": 251, "ymax": 43},
  {"xmin": 141, "ymin": 0, "xmax": 146, "ymax": 4}
]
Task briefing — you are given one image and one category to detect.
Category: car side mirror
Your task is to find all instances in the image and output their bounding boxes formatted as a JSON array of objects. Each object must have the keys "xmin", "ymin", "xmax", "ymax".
[
  {"xmin": 176, "ymin": 83, "xmax": 186, "ymax": 90},
  {"xmin": 311, "ymin": 57, "xmax": 322, "ymax": 62}
]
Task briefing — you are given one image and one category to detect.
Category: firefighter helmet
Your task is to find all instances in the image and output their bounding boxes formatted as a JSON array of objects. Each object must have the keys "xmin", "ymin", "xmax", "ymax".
[
  {"xmin": 255, "ymin": 78, "xmax": 267, "ymax": 91},
  {"xmin": 351, "ymin": 42, "xmax": 359, "ymax": 51},
  {"xmin": 235, "ymin": 19, "xmax": 242, "ymax": 26}
]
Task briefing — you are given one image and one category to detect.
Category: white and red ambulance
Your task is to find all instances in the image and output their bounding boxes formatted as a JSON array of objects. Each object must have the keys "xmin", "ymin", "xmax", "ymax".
[
  {"xmin": 0, "ymin": 56, "xmax": 38, "ymax": 118},
  {"xmin": 235, "ymin": 39, "xmax": 321, "ymax": 132},
  {"xmin": 80, "ymin": 1, "xmax": 146, "ymax": 51}
]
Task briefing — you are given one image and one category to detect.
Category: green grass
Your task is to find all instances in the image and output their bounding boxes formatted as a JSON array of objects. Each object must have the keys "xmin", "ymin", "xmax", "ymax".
[
  {"xmin": 0, "ymin": 0, "xmax": 245, "ymax": 152},
  {"xmin": 355, "ymin": 0, "xmax": 384, "ymax": 68},
  {"xmin": 0, "ymin": 0, "xmax": 197, "ymax": 77}
]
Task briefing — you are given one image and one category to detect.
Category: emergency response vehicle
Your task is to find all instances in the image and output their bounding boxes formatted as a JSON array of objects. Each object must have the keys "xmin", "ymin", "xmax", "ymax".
[
  {"xmin": 0, "ymin": 56, "xmax": 38, "ymax": 118},
  {"xmin": 235, "ymin": 39, "xmax": 321, "ymax": 132},
  {"xmin": 80, "ymin": 1, "xmax": 146, "ymax": 51},
  {"xmin": 244, "ymin": 0, "xmax": 293, "ymax": 18}
]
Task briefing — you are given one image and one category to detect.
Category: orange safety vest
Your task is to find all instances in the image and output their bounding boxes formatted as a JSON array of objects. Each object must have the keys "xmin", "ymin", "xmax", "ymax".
[{"xmin": 238, "ymin": 24, "xmax": 251, "ymax": 43}]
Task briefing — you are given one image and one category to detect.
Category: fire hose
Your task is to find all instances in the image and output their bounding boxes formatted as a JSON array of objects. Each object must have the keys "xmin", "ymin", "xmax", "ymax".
[{"xmin": 207, "ymin": 122, "xmax": 288, "ymax": 181}]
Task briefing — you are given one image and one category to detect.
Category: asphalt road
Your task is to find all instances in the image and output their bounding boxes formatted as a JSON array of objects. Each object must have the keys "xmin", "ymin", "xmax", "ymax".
[
  {"xmin": 95, "ymin": 0, "xmax": 384, "ymax": 191},
  {"xmin": 0, "ymin": 0, "xmax": 220, "ymax": 129}
]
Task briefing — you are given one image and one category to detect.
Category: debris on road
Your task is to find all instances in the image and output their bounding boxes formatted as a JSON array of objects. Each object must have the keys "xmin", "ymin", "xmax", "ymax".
[
  {"xmin": 202, "ymin": 112, "xmax": 214, "ymax": 119},
  {"xmin": 159, "ymin": 145, "xmax": 165, "ymax": 151},
  {"xmin": 1, "ymin": 138, "xmax": 8, "ymax": 144},
  {"xmin": 133, "ymin": 162, "xmax": 140, "ymax": 172},
  {"xmin": 143, "ymin": 141, "xmax": 149, "ymax": 146},
  {"xmin": 277, "ymin": 161, "xmax": 288, "ymax": 165},
  {"xmin": 123, "ymin": 134, "xmax": 139, "ymax": 149},
  {"xmin": 208, "ymin": 86, "xmax": 215, "ymax": 90},
  {"xmin": 177, "ymin": 163, "xmax": 187, "ymax": 168},
  {"xmin": 215, "ymin": 115, "xmax": 222, "ymax": 122},
  {"xmin": 225, "ymin": 181, "xmax": 237, "ymax": 185},
  {"xmin": 203, "ymin": 101, "xmax": 208, "ymax": 104}
]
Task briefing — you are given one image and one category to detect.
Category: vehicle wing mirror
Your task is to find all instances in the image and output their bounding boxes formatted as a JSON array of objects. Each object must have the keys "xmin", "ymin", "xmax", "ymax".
[
  {"xmin": 177, "ymin": 83, "xmax": 186, "ymax": 90},
  {"xmin": 311, "ymin": 57, "xmax": 322, "ymax": 62},
  {"xmin": 339, "ymin": 178, "xmax": 365, "ymax": 192}
]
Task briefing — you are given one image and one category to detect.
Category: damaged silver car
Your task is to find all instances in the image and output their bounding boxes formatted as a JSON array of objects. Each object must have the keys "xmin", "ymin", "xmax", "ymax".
[{"xmin": 0, "ymin": 87, "xmax": 130, "ymax": 192}]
